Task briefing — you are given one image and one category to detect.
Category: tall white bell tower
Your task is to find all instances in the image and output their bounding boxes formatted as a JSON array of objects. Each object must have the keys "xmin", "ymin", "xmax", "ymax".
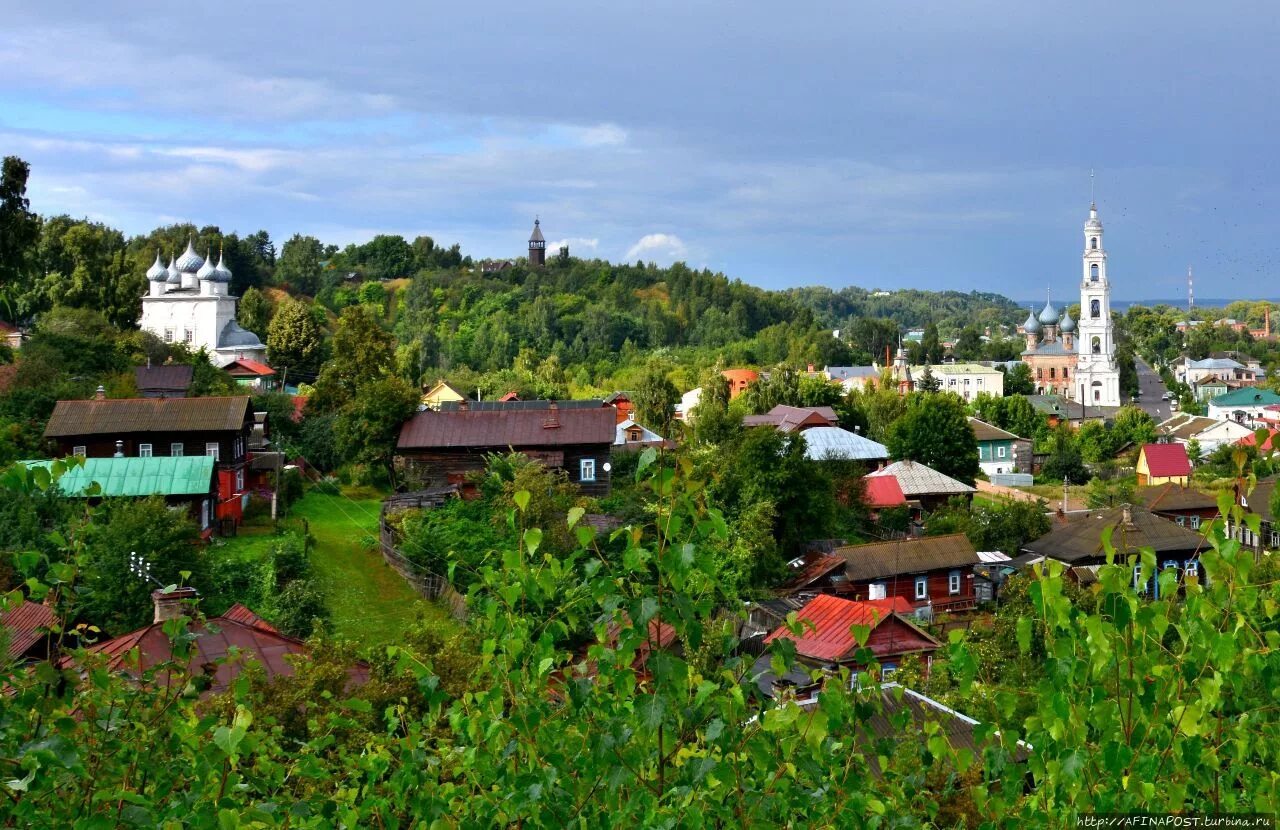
[{"xmin": 1075, "ymin": 200, "xmax": 1122, "ymax": 407}]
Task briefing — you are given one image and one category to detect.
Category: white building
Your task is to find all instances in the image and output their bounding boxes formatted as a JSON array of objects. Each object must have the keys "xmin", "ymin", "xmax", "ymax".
[
  {"xmin": 139, "ymin": 240, "xmax": 267, "ymax": 368},
  {"xmin": 1073, "ymin": 202, "xmax": 1122, "ymax": 407},
  {"xmin": 909, "ymin": 363, "xmax": 1005, "ymax": 402}
]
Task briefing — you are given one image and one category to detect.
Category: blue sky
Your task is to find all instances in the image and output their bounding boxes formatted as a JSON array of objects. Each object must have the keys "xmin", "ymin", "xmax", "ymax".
[{"xmin": 2, "ymin": 0, "xmax": 1278, "ymax": 300}]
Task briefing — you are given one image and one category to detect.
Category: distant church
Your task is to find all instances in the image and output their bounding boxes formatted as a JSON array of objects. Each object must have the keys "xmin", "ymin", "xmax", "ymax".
[
  {"xmin": 479, "ymin": 218, "xmax": 553, "ymax": 274},
  {"xmin": 1020, "ymin": 201, "xmax": 1122, "ymax": 407},
  {"xmin": 139, "ymin": 240, "xmax": 267, "ymax": 367}
]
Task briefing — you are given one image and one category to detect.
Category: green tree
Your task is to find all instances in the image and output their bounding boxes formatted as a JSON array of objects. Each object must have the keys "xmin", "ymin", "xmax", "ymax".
[
  {"xmin": 238, "ymin": 286, "xmax": 273, "ymax": 337},
  {"xmin": 0, "ymin": 156, "xmax": 40, "ymax": 321},
  {"xmin": 921, "ymin": 321, "xmax": 943, "ymax": 364},
  {"xmin": 953, "ymin": 325, "xmax": 983, "ymax": 360},
  {"xmin": 332, "ymin": 376, "xmax": 419, "ymax": 474},
  {"xmin": 1003, "ymin": 362, "xmax": 1035, "ymax": 395},
  {"xmin": 275, "ymin": 234, "xmax": 326, "ymax": 295},
  {"xmin": 1040, "ymin": 424, "xmax": 1089, "ymax": 484},
  {"xmin": 916, "ymin": 365, "xmax": 940, "ymax": 393},
  {"xmin": 266, "ymin": 296, "xmax": 323, "ymax": 376},
  {"xmin": 631, "ymin": 362, "xmax": 680, "ymax": 437},
  {"xmin": 887, "ymin": 393, "xmax": 980, "ymax": 483}
]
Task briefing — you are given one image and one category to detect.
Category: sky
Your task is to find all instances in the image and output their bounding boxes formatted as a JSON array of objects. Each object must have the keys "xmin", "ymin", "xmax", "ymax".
[{"xmin": 2, "ymin": 1, "xmax": 1278, "ymax": 301}]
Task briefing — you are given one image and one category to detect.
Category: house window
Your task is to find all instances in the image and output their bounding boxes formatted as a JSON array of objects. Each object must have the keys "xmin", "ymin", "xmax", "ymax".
[
  {"xmin": 163, "ymin": 328, "xmax": 174, "ymax": 343},
  {"xmin": 1049, "ymin": 367, "xmax": 1056, "ymax": 379},
  {"xmin": 948, "ymin": 378, "xmax": 956, "ymax": 387},
  {"xmin": 948, "ymin": 570, "xmax": 961, "ymax": 595},
  {"xmin": 580, "ymin": 458, "xmax": 596, "ymax": 482},
  {"xmin": 1176, "ymin": 516, "xmax": 1186, "ymax": 527},
  {"xmin": 1190, "ymin": 516, "xmax": 1201, "ymax": 529},
  {"xmin": 201, "ymin": 500, "xmax": 210, "ymax": 530},
  {"xmin": 1269, "ymin": 530, "xmax": 1279, "ymax": 548},
  {"xmin": 183, "ymin": 329, "xmax": 194, "ymax": 344},
  {"xmin": 976, "ymin": 378, "xmax": 983, "ymax": 387},
  {"xmin": 171, "ymin": 443, "xmax": 184, "ymax": 457},
  {"xmin": 1185, "ymin": 560, "xmax": 1198, "ymax": 579},
  {"xmin": 868, "ymin": 582, "xmax": 887, "ymax": 600},
  {"xmin": 138, "ymin": 443, "xmax": 152, "ymax": 458},
  {"xmin": 1063, "ymin": 368, "xmax": 1069, "ymax": 379},
  {"xmin": 1037, "ymin": 368, "xmax": 1043, "ymax": 379},
  {"xmin": 997, "ymin": 445, "xmax": 1007, "ymax": 459},
  {"xmin": 72, "ymin": 445, "xmax": 86, "ymax": 456},
  {"xmin": 206, "ymin": 442, "xmax": 220, "ymax": 461},
  {"xmin": 235, "ymin": 469, "xmax": 244, "ymax": 491},
  {"xmin": 914, "ymin": 576, "xmax": 928, "ymax": 600}
]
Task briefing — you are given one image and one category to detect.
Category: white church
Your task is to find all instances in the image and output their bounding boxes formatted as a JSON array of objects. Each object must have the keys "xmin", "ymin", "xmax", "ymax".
[{"xmin": 139, "ymin": 240, "xmax": 267, "ymax": 367}]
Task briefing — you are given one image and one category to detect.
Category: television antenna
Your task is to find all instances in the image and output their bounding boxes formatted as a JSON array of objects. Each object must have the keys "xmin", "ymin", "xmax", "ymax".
[{"xmin": 128, "ymin": 551, "xmax": 163, "ymax": 587}]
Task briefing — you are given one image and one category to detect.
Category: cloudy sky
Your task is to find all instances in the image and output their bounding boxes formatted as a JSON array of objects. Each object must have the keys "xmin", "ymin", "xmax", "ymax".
[{"xmin": 3, "ymin": 1, "xmax": 1278, "ymax": 300}]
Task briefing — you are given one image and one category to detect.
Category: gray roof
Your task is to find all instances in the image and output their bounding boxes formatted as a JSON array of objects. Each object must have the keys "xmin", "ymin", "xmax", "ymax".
[
  {"xmin": 969, "ymin": 417, "xmax": 1019, "ymax": 442},
  {"xmin": 832, "ymin": 533, "xmax": 980, "ymax": 581},
  {"xmin": 801, "ymin": 426, "xmax": 889, "ymax": 461},
  {"xmin": 529, "ymin": 219, "xmax": 545, "ymax": 243},
  {"xmin": 218, "ymin": 321, "xmax": 263, "ymax": 348},
  {"xmin": 825, "ymin": 366, "xmax": 880, "ymax": 381},
  {"xmin": 1022, "ymin": 339, "xmax": 1073, "ymax": 356},
  {"xmin": 1188, "ymin": 357, "xmax": 1245, "ymax": 371},
  {"xmin": 867, "ymin": 460, "xmax": 975, "ymax": 497},
  {"xmin": 1020, "ymin": 505, "xmax": 1205, "ymax": 565}
]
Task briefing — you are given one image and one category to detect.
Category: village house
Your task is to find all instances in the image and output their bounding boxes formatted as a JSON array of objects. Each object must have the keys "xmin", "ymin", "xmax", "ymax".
[
  {"xmin": 970, "ymin": 417, "xmax": 1025, "ymax": 476},
  {"xmin": 911, "ymin": 363, "xmax": 1005, "ymax": 401},
  {"xmin": 1, "ymin": 600, "xmax": 57, "ymax": 663},
  {"xmin": 43, "ymin": 394, "xmax": 255, "ymax": 530},
  {"xmin": 800, "ymin": 427, "xmax": 889, "ymax": 464},
  {"xmin": 824, "ymin": 365, "xmax": 881, "ymax": 393},
  {"xmin": 866, "ymin": 460, "xmax": 975, "ymax": 512},
  {"xmin": 829, "ymin": 533, "xmax": 984, "ymax": 615},
  {"xmin": 1014, "ymin": 504, "xmax": 1205, "ymax": 597},
  {"xmin": 421, "ymin": 380, "xmax": 469, "ymax": 410},
  {"xmin": 1207, "ymin": 388, "xmax": 1280, "ymax": 426},
  {"xmin": 135, "ymin": 364, "xmax": 193, "ymax": 398},
  {"xmin": 1176, "ymin": 357, "xmax": 1260, "ymax": 393},
  {"xmin": 1157, "ymin": 413, "xmax": 1253, "ymax": 455},
  {"xmin": 26, "ymin": 455, "xmax": 219, "ymax": 538},
  {"xmin": 223, "ymin": 358, "xmax": 276, "ymax": 392},
  {"xmin": 1138, "ymin": 483, "xmax": 1220, "ymax": 530},
  {"xmin": 1238, "ymin": 476, "xmax": 1278, "ymax": 555},
  {"xmin": 59, "ymin": 588, "xmax": 367, "ymax": 698},
  {"xmin": 396, "ymin": 400, "xmax": 616, "ymax": 496},
  {"xmin": 861, "ymin": 475, "xmax": 908, "ymax": 521},
  {"xmin": 742, "ymin": 404, "xmax": 839, "ymax": 432},
  {"xmin": 614, "ymin": 418, "xmax": 667, "ymax": 450},
  {"xmin": 753, "ymin": 594, "xmax": 941, "ymax": 696},
  {"xmin": 1136, "ymin": 443, "xmax": 1192, "ymax": 486}
]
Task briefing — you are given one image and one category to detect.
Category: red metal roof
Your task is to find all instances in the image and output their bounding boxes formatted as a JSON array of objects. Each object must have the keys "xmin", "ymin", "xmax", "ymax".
[
  {"xmin": 220, "ymin": 603, "xmax": 280, "ymax": 633},
  {"xmin": 763, "ymin": 594, "xmax": 892, "ymax": 662},
  {"xmin": 1, "ymin": 601, "xmax": 56, "ymax": 659},
  {"xmin": 224, "ymin": 359, "xmax": 276, "ymax": 377},
  {"xmin": 1140, "ymin": 443, "xmax": 1192, "ymax": 478},
  {"xmin": 863, "ymin": 596, "xmax": 915, "ymax": 615},
  {"xmin": 863, "ymin": 475, "xmax": 907, "ymax": 508},
  {"xmin": 1238, "ymin": 429, "xmax": 1279, "ymax": 452},
  {"xmin": 397, "ymin": 404, "xmax": 616, "ymax": 449}
]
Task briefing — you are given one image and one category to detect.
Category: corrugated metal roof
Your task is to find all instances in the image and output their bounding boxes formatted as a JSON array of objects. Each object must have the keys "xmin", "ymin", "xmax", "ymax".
[
  {"xmin": 1139, "ymin": 443, "xmax": 1192, "ymax": 478},
  {"xmin": 969, "ymin": 417, "xmax": 1019, "ymax": 442},
  {"xmin": 224, "ymin": 359, "xmax": 275, "ymax": 376},
  {"xmin": 26, "ymin": 456, "xmax": 216, "ymax": 497},
  {"xmin": 398, "ymin": 405, "xmax": 616, "ymax": 449},
  {"xmin": 783, "ymin": 554, "xmax": 847, "ymax": 590},
  {"xmin": 1020, "ymin": 504, "xmax": 1205, "ymax": 563},
  {"xmin": 1139, "ymin": 483, "xmax": 1218, "ymax": 512},
  {"xmin": 1210, "ymin": 388, "xmax": 1280, "ymax": 407},
  {"xmin": 1, "ymin": 600, "xmax": 55, "ymax": 659},
  {"xmin": 832, "ymin": 533, "xmax": 981, "ymax": 582},
  {"xmin": 437, "ymin": 399, "xmax": 606, "ymax": 412},
  {"xmin": 863, "ymin": 476, "xmax": 906, "ymax": 508},
  {"xmin": 135, "ymin": 365, "xmax": 194, "ymax": 392},
  {"xmin": 44, "ymin": 396, "xmax": 252, "ymax": 438},
  {"xmin": 802, "ymin": 427, "xmax": 889, "ymax": 461},
  {"xmin": 763, "ymin": 594, "xmax": 891, "ymax": 661},
  {"xmin": 867, "ymin": 461, "xmax": 975, "ymax": 497}
]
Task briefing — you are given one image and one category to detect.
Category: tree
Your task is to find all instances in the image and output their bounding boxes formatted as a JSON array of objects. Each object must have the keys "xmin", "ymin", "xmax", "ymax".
[
  {"xmin": 1040, "ymin": 424, "xmax": 1089, "ymax": 484},
  {"xmin": 922, "ymin": 322, "xmax": 943, "ymax": 364},
  {"xmin": 953, "ymin": 325, "xmax": 983, "ymax": 360},
  {"xmin": 238, "ymin": 286, "xmax": 273, "ymax": 337},
  {"xmin": 266, "ymin": 296, "xmax": 323, "ymax": 376},
  {"xmin": 275, "ymin": 234, "xmax": 326, "ymax": 295},
  {"xmin": 0, "ymin": 156, "xmax": 40, "ymax": 321},
  {"xmin": 917, "ymin": 365, "xmax": 940, "ymax": 393},
  {"xmin": 311, "ymin": 305, "xmax": 396, "ymax": 412},
  {"xmin": 332, "ymin": 376, "xmax": 419, "ymax": 475},
  {"xmin": 887, "ymin": 393, "xmax": 980, "ymax": 484},
  {"xmin": 631, "ymin": 362, "xmax": 680, "ymax": 437},
  {"xmin": 1003, "ymin": 362, "xmax": 1035, "ymax": 395},
  {"xmin": 1187, "ymin": 437, "xmax": 1202, "ymax": 466}
]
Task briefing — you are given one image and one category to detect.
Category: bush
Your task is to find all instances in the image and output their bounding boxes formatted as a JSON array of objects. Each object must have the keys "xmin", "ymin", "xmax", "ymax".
[
  {"xmin": 268, "ymin": 533, "xmax": 310, "ymax": 588},
  {"xmin": 268, "ymin": 578, "xmax": 330, "ymax": 638}
]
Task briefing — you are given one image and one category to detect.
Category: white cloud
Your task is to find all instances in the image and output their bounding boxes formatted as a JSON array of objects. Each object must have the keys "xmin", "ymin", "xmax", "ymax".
[
  {"xmin": 575, "ymin": 123, "xmax": 628, "ymax": 147},
  {"xmin": 625, "ymin": 233, "xmax": 687, "ymax": 262},
  {"xmin": 549, "ymin": 238, "xmax": 599, "ymax": 252}
]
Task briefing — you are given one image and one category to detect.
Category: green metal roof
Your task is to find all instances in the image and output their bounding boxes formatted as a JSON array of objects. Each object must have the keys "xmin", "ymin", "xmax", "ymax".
[
  {"xmin": 1208, "ymin": 388, "xmax": 1280, "ymax": 407},
  {"xmin": 25, "ymin": 456, "xmax": 216, "ymax": 498}
]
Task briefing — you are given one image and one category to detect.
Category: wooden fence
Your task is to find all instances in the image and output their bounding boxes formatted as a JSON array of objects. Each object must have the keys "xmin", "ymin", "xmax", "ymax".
[{"xmin": 378, "ymin": 488, "xmax": 468, "ymax": 621}]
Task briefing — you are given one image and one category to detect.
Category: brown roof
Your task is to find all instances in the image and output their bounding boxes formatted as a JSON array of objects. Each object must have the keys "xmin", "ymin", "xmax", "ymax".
[
  {"xmin": 1, "ymin": 601, "xmax": 55, "ymax": 660},
  {"xmin": 1020, "ymin": 504, "xmax": 1205, "ymax": 564},
  {"xmin": 831, "ymin": 533, "xmax": 980, "ymax": 582},
  {"xmin": 782, "ymin": 554, "xmax": 847, "ymax": 590},
  {"xmin": 1138, "ymin": 483, "xmax": 1220, "ymax": 513},
  {"xmin": 44, "ymin": 396, "xmax": 252, "ymax": 438},
  {"xmin": 1158, "ymin": 414, "xmax": 1218, "ymax": 441},
  {"xmin": 397, "ymin": 405, "xmax": 616, "ymax": 449},
  {"xmin": 135, "ymin": 364, "xmax": 194, "ymax": 393},
  {"xmin": 63, "ymin": 605, "xmax": 364, "ymax": 697},
  {"xmin": 1249, "ymin": 477, "xmax": 1276, "ymax": 524},
  {"xmin": 742, "ymin": 405, "xmax": 839, "ymax": 433}
]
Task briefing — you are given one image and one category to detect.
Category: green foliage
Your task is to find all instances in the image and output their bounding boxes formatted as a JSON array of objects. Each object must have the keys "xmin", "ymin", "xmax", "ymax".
[
  {"xmin": 1085, "ymin": 475, "xmax": 1136, "ymax": 508},
  {"xmin": 887, "ymin": 392, "xmax": 980, "ymax": 483},
  {"xmin": 332, "ymin": 375, "xmax": 420, "ymax": 476},
  {"xmin": 1002, "ymin": 361, "xmax": 1035, "ymax": 395},
  {"xmin": 266, "ymin": 295, "xmax": 323, "ymax": 375},
  {"xmin": 971, "ymin": 392, "xmax": 1045, "ymax": 442},
  {"xmin": 0, "ymin": 156, "xmax": 40, "ymax": 321},
  {"xmin": 237, "ymin": 286, "xmax": 273, "ymax": 336},
  {"xmin": 275, "ymin": 233, "xmax": 326, "ymax": 295},
  {"xmin": 631, "ymin": 360, "xmax": 680, "ymax": 436},
  {"xmin": 312, "ymin": 304, "xmax": 397, "ymax": 412},
  {"xmin": 1041, "ymin": 424, "xmax": 1090, "ymax": 484},
  {"xmin": 268, "ymin": 578, "xmax": 329, "ymax": 638}
]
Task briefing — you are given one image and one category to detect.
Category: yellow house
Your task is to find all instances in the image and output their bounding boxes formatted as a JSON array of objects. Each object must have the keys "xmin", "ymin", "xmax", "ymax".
[
  {"xmin": 1136, "ymin": 443, "xmax": 1192, "ymax": 487},
  {"xmin": 421, "ymin": 380, "xmax": 468, "ymax": 410}
]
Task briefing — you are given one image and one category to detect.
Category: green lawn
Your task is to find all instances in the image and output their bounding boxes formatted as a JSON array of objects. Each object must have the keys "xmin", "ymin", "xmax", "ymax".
[{"xmin": 217, "ymin": 489, "xmax": 460, "ymax": 649}]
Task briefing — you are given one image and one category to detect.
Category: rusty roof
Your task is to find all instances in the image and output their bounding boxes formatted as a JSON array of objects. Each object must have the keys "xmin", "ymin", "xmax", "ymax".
[
  {"xmin": 44, "ymin": 396, "xmax": 252, "ymax": 438},
  {"xmin": 1020, "ymin": 504, "xmax": 1205, "ymax": 564},
  {"xmin": 832, "ymin": 533, "xmax": 980, "ymax": 582},
  {"xmin": 764, "ymin": 594, "xmax": 891, "ymax": 661},
  {"xmin": 398, "ymin": 405, "xmax": 616, "ymax": 449},
  {"xmin": 782, "ymin": 554, "xmax": 846, "ymax": 591},
  {"xmin": 135, "ymin": 364, "xmax": 194, "ymax": 393},
  {"xmin": 1, "ymin": 601, "xmax": 56, "ymax": 660},
  {"xmin": 1139, "ymin": 483, "xmax": 1219, "ymax": 513}
]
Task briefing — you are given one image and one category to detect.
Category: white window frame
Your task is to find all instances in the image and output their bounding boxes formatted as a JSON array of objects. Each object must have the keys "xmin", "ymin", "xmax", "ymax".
[
  {"xmin": 171, "ymin": 442, "xmax": 184, "ymax": 457},
  {"xmin": 914, "ymin": 576, "xmax": 928, "ymax": 600},
  {"xmin": 1271, "ymin": 530, "xmax": 1280, "ymax": 549},
  {"xmin": 1190, "ymin": 516, "xmax": 1201, "ymax": 529},
  {"xmin": 1184, "ymin": 560, "xmax": 1199, "ymax": 579},
  {"xmin": 997, "ymin": 445, "xmax": 1007, "ymax": 459},
  {"xmin": 163, "ymin": 328, "xmax": 174, "ymax": 343},
  {"xmin": 868, "ymin": 582, "xmax": 887, "ymax": 601},
  {"xmin": 138, "ymin": 443, "xmax": 152, "ymax": 458},
  {"xmin": 201, "ymin": 500, "xmax": 210, "ymax": 530},
  {"xmin": 206, "ymin": 442, "xmax": 220, "ymax": 461},
  {"xmin": 948, "ymin": 570, "xmax": 961, "ymax": 595},
  {"xmin": 235, "ymin": 469, "xmax": 244, "ymax": 491},
  {"xmin": 183, "ymin": 329, "xmax": 194, "ymax": 344},
  {"xmin": 72, "ymin": 445, "xmax": 86, "ymax": 456},
  {"xmin": 579, "ymin": 458, "xmax": 596, "ymax": 482},
  {"xmin": 1176, "ymin": 516, "xmax": 1186, "ymax": 527}
]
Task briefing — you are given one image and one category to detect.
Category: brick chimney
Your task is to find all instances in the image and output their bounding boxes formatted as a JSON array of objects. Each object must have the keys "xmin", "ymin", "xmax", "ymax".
[
  {"xmin": 543, "ymin": 400, "xmax": 560, "ymax": 429},
  {"xmin": 151, "ymin": 586, "xmax": 199, "ymax": 623},
  {"xmin": 95, "ymin": 385, "xmax": 106, "ymax": 400},
  {"xmin": 1121, "ymin": 503, "xmax": 1135, "ymax": 529}
]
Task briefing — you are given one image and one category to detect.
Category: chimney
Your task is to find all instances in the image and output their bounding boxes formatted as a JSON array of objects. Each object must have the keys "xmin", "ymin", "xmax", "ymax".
[
  {"xmin": 151, "ymin": 586, "xmax": 199, "ymax": 623},
  {"xmin": 114, "ymin": 440, "xmax": 124, "ymax": 458},
  {"xmin": 458, "ymin": 398, "xmax": 469, "ymax": 412},
  {"xmin": 1121, "ymin": 503, "xmax": 1135, "ymax": 528},
  {"xmin": 543, "ymin": 400, "xmax": 560, "ymax": 429},
  {"xmin": 95, "ymin": 385, "xmax": 106, "ymax": 400},
  {"xmin": 807, "ymin": 363, "xmax": 815, "ymax": 374}
]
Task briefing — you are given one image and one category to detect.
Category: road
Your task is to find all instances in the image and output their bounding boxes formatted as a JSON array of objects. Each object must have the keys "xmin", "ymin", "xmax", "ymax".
[{"xmin": 1133, "ymin": 357, "xmax": 1172, "ymax": 422}]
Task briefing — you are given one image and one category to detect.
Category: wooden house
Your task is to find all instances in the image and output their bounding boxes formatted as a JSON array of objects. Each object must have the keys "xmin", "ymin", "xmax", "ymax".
[
  {"xmin": 1138, "ymin": 483, "xmax": 1220, "ymax": 531},
  {"xmin": 827, "ymin": 533, "xmax": 984, "ymax": 614},
  {"xmin": 396, "ymin": 400, "xmax": 615, "ymax": 496},
  {"xmin": 1136, "ymin": 443, "xmax": 1192, "ymax": 486}
]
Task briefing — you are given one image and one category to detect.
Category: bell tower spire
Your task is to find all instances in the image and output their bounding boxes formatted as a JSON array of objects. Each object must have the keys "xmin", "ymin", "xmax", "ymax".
[{"xmin": 528, "ymin": 216, "xmax": 546, "ymax": 267}]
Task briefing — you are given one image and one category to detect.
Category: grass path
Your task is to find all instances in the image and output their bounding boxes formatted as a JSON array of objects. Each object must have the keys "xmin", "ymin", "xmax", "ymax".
[{"xmin": 290, "ymin": 491, "xmax": 456, "ymax": 647}]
